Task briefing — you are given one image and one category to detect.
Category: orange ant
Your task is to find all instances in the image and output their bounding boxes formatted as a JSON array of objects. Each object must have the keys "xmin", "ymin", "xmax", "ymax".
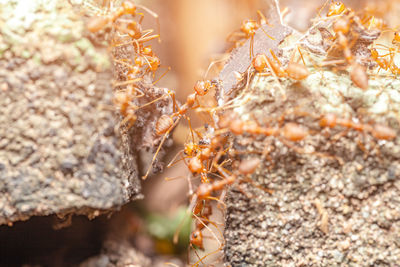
[
  {"xmin": 87, "ymin": 0, "xmax": 160, "ymax": 40},
  {"xmin": 142, "ymin": 80, "xmax": 218, "ymax": 180},
  {"xmin": 189, "ymin": 199, "xmax": 214, "ymax": 251},
  {"xmin": 187, "ymin": 160, "xmax": 262, "ymax": 261},
  {"xmin": 326, "ymin": 1, "xmax": 347, "ymax": 17},
  {"xmin": 324, "ymin": 17, "xmax": 369, "ymax": 90},
  {"xmin": 112, "ymin": 20, "xmax": 160, "ymax": 50},
  {"xmin": 227, "ymin": 10, "xmax": 275, "ymax": 59},
  {"xmin": 370, "ymin": 48, "xmax": 392, "ymax": 73},
  {"xmin": 252, "ymin": 48, "xmax": 310, "ymax": 81},
  {"xmin": 370, "ymin": 32, "xmax": 400, "ymax": 76},
  {"xmin": 319, "ymin": 113, "xmax": 396, "ymax": 141},
  {"xmin": 222, "ymin": 114, "xmax": 344, "ymax": 164},
  {"xmin": 113, "ymin": 85, "xmax": 171, "ymax": 131},
  {"xmin": 225, "ymin": 115, "xmax": 309, "ymax": 143}
]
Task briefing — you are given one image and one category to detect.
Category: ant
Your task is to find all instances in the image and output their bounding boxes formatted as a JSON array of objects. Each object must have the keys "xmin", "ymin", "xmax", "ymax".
[
  {"xmin": 226, "ymin": 116, "xmax": 309, "ymax": 143},
  {"xmin": 113, "ymin": 86, "xmax": 171, "ymax": 131},
  {"xmin": 324, "ymin": 16, "xmax": 369, "ymax": 90},
  {"xmin": 326, "ymin": 1, "xmax": 347, "ymax": 17},
  {"xmin": 190, "ymin": 211, "xmax": 225, "ymax": 267},
  {"xmin": 227, "ymin": 10, "xmax": 275, "ymax": 59},
  {"xmin": 87, "ymin": 0, "xmax": 160, "ymax": 40},
  {"xmin": 370, "ymin": 32, "xmax": 400, "ymax": 76},
  {"xmin": 319, "ymin": 113, "xmax": 396, "ymax": 141},
  {"xmin": 112, "ymin": 20, "xmax": 160, "ymax": 51},
  {"xmin": 190, "ymin": 199, "xmax": 214, "ymax": 251},
  {"xmin": 187, "ymin": 159, "xmax": 262, "ymax": 257},
  {"xmin": 252, "ymin": 48, "xmax": 310, "ymax": 81},
  {"xmin": 142, "ymin": 79, "xmax": 219, "ymax": 180},
  {"xmin": 223, "ymin": 114, "xmax": 345, "ymax": 164}
]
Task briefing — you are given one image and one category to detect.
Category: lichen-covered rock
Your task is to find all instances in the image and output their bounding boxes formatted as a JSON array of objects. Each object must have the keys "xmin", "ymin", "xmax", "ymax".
[
  {"xmin": 0, "ymin": 0, "xmax": 163, "ymax": 225},
  {"xmin": 223, "ymin": 62, "xmax": 400, "ymax": 266}
]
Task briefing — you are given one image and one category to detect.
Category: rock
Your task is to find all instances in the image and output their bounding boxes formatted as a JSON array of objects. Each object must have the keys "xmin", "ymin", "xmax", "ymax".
[
  {"xmin": 0, "ymin": 0, "xmax": 145, "ymax": 225},
  {"xmin": 222, "ymin": 11, "xmax": 400, "ymax": 267}
]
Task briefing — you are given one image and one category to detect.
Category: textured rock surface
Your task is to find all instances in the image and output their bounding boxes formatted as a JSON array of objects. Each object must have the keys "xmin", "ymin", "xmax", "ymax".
[
  {"xmin": 0, "ymin": 0, "xmax": 150, "ymax": 225},
  {"xmin": 80, "ymin": 239, "xmax": 152, "ymax": 267},
  {"xmin": 223, "ymin": 64, "xmax": 400, "ymax": 266}
]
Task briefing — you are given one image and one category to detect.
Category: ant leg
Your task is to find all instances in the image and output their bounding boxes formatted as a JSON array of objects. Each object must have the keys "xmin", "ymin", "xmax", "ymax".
[
  {"xmin": 192, "ymin": 213, "xmax": 221, "ymax": 247},
  {"xmin": 206, "ymin": 196, "xmax": 226, "ymax": 210},
  {"xmin": 164, "ymin": 262, "xmax": 180, "ymax": 267},
  {"xmin": 167, "ymin": 90, "xmax": 178, "ymax": 113},
  {"xmin": 136, "ymin": 4, "xmax": 161, "ymax": 42},
  {"xmin": 316, "ymin": 0, "xmax": 331, "ymax": 18},
  {"xmin": 167, "ymin": 150, "xmax": 188, "ymax": 168},
  {"xmin": 204, "ymin": 54, "xmax": 230, "ymax": 79},
  {"xmin": 173, "ymin": 194, "xmax": 198, "ymax": 244},
  {"xmin": 187, "ymin": 173, "xmax": 194, "ymax": 196},
  {"xmin": 191, "ymin": 245, "xmax": 204, "ymax": 265},
  {"xmin": 263, "ymin": 51, "xmax": 286, "ymax": 100},
  {"xmin": 217, "ymin": 189, "xmax": 227, "ymax": 211},
  {"xmin": 259, "ymin": 26, "xmax": 276, "ymax": 41},
  {"xmin": 138, "ymin": 93, "xmax": 170, "ymax": 109},
  {"xmin": 153, "ymin": 66, "xmax": 171, "ymax": 85},
  {"xmin": 116, "ymin": 113, "xmax": 136, "ymax": 133},
  {"xmin": 226, "ymin": 31, "xmax": 246, "ymax": 43},
  {"xmin": 185, "ymin": 116, "xmax": 197, "ymax": 144},
  {"xmin": 297, "ymin": 46, "xmax": 307, "ymax": 66},
  {"xmin": 136, "ymin": 12, "xmax": 144, "ymax": 24},
  {"xmin": 249, "ymin": 36, "xmax": 254, "ymax": 59},
  {"xmin": 269, "ymin": 49, "xmax": 284, "ymax": 68},
  {"xmin": 87, "ymin": 15, "xmax": 110, "ymax": 33},
  {"xmin": 192, "ymin": 244, "xmax": 224, "ymax": 267},
  {"xmin": 112, "ymin": 78, "xmax": 143, "ymax": 89},
  {"xmin": 137, "ymin": 34, "xmax": 160, "ymax": 44},
  {"xmin": 142, "ymin": 117, "xmax": 181, "ymax": 180},
  {"xmin": 257, "ymin": 10, "xmax": 273, "ymax": 27},
  {"xmin": 114, "ymin": 34, "xmax": 160, "ymax": 48}
]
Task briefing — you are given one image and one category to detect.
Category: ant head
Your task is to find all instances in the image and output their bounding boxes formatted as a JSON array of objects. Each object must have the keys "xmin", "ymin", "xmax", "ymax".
[
  {"xmin": 149, "ymin": 56, "xmax": 161, "ymax": 70},
  {"xmin": 241, "ymin": 20, "xmax": 258, "ymax": 36},
  {"xmin": 370, "ymin": 48, "xmax": 378, "ymax": 59},
  {"xmin": 327, "ymin": 2, "xmax": 346, "ymax": 17},
  {"xmin": 142, "ymin": 46, "xmax": 153, "ymax": 56},
  {"xmin": 194, "ymin": 80, "xmax": 211, "ymax": 96},
  {"xmin": 184, "ymin": 142, "xmax": 197, "ymax": 156},
  {"xmin": 122, "ymin": 1, "xmax": 137, "ymax": 15},
  {"xmin": 392, "ymin": 32, "xmax": 400, "ymax": 45},
  {"xmin": 190, "ymin": 230, "xmax": 204, "ymax": 250},
  {"xmin": 252, "ymin": 54, "xmax": 267, "ymax": 72}
]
